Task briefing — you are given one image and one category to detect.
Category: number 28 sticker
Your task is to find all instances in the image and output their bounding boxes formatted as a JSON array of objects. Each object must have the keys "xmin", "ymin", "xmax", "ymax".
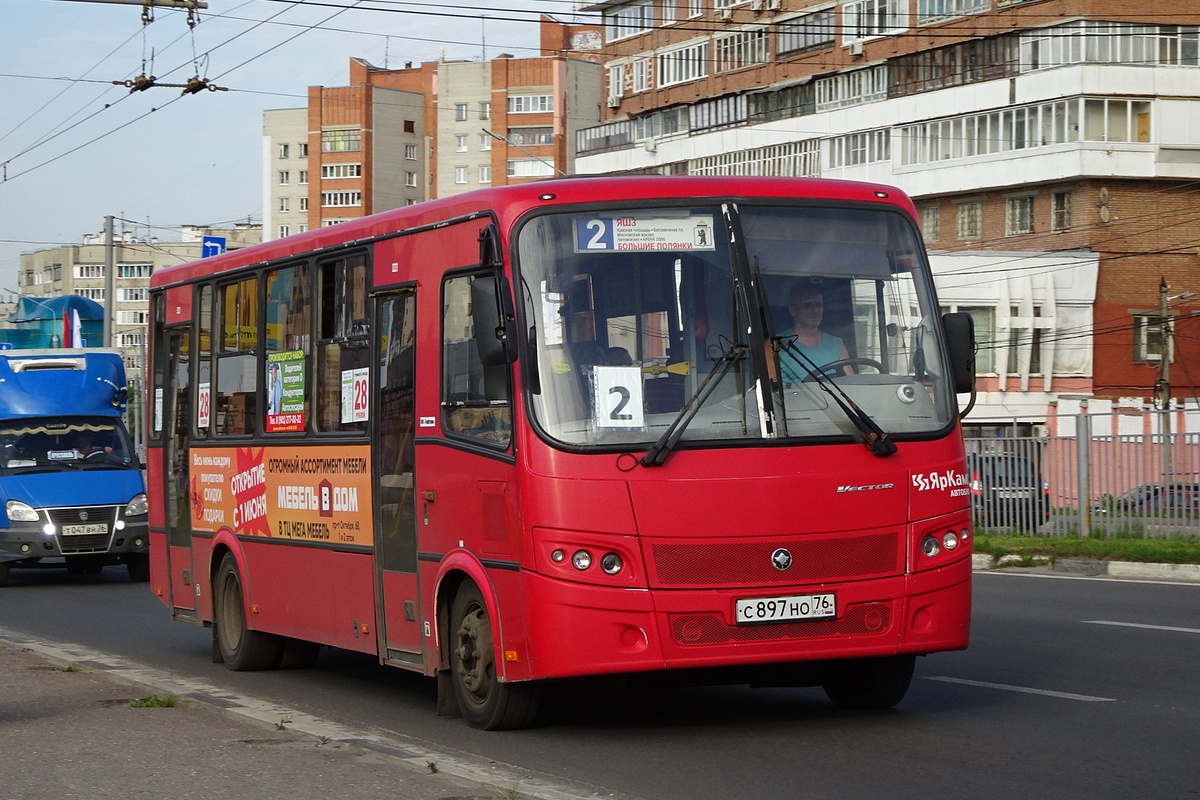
[{"xmin": 591, "ymin": 366, "xmax": 644, "ymax": 429}]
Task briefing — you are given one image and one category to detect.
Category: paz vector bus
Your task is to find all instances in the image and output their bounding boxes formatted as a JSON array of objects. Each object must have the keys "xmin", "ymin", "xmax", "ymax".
[
  {"xmin": 0, "ymin": 349, "xmax": 149, "ymax": 586},
  {"xmin": 147, "ymin": 175, "xmax": 976, "ymax": 729}
]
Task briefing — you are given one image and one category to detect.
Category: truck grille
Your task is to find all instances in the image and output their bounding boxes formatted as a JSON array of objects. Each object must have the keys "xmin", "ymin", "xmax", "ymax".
[{"xmin": 48, "ymin": 506, "xmax": 118, "ymax": 555}]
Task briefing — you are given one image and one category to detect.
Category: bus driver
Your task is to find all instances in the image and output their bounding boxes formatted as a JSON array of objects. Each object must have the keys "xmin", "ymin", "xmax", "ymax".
[{"xmin": 779, "ymin": 281, "xmax": 850, "ymax": 383}]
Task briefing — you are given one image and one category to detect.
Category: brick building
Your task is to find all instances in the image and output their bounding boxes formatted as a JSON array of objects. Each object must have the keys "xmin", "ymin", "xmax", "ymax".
[
  {"xmin": 263, "ymin": 16, "xmax": 603, "ymax": 241},
  {"xmin": 576, "ymin": 0, "xmax": 1200, "ymax": 430}
]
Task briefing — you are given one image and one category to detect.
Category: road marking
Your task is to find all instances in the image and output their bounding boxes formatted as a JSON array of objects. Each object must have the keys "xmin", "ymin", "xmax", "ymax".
[
  {"xmin": 1084, "ymin": 620, "xmax": 1200, "ymax": 635},
  {"xmin": 924, "ymin": 676, "xmax": 1116, "ymax": 702}
]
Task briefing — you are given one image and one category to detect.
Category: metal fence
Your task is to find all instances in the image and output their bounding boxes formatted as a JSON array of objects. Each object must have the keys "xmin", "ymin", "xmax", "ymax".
[{"xmin": 965, "ymin": 410, "xmax": 1200, "ymax": 538}]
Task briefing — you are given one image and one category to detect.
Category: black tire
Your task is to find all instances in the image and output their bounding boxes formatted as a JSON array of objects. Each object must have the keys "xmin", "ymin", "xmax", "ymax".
[
  {"xmin": 822, "ymin": 655, "xmax": 916, "ymax": 710},
  {"xmin": 213, "ymin": 553, "xmax": 281, "ymax": 671},
  {"xmin": 0, "ymin": 561, "xmax": 9, "ymax": 588},
  {"xmin": 127, "ymin": 554, "xmax": 150, "ymax": 583},
  {"xmin": 449, "ymin": 582, "xmax": 541, "ymax": 730}
]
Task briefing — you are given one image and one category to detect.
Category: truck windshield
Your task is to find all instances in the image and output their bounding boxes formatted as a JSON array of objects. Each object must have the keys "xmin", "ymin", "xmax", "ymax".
[
  {"xmin": 516, "ymin": 202, "xmax": 956, "ymax": 450},
  {"xmin": 0, "ymin": 417, "xmax": 136, "ymax": 473}
]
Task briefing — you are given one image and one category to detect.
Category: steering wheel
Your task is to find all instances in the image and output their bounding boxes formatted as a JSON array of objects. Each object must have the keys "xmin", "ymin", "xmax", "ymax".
[
  {"xmin": 84, "ymin": 450, "xmax": 109, "ymax": 460},
  {"xmin": 802, "ymin": 357, "xmax": 885, "ymax": 381}
]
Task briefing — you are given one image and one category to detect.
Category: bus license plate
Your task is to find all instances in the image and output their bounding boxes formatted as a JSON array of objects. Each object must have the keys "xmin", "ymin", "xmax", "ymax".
[
  {"xmin": 736, "ymin": 593, "xmax": 836, "ymax": 625},
  {"xmin": 62, "ymin": 523, "xmax": 107, "ymax": 537}
]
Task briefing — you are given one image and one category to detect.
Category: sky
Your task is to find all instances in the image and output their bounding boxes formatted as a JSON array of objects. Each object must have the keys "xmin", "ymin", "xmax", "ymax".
[{"xmin": 0, "ymin": 0, "xmax": 591, "ymax": 292}]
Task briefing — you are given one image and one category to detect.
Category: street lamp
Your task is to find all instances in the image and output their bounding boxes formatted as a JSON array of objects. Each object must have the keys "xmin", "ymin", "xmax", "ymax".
[{"xmin": 1157, "ymin": 279, "xmax": 1195, "ymax": 480}]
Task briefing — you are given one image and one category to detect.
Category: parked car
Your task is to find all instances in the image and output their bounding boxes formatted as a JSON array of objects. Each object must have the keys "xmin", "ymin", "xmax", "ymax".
[
  {"xmin": 1095, "ymin": 482, "xmax": 1200, "ymax": 516},
  {"xmin": 966, "ymin": 452, "xmax": 1051, "ymax": 530}
]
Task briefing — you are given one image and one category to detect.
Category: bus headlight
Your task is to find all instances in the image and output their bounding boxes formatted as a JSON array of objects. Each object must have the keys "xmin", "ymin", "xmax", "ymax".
[
  {"xmin": 6, "ymin": 500, "xmax": 39, "ymax": 522},
  {"xmin": 921, "ymin": 535, "xmax": 941, "ymax": 558},
  {"xmin": 942, "ymin": 530, "xmax": 959, "ymax": 550},
  {"xmin": 571, "ymin": 550, "xmax": 592, "ymax": 570},
  {"xmin": 600, "ymin": 552, "xmax": 623, "ymax": 575},
  {"xmin": 125, "ymin": 493, "xmax": 148, "ymax": 517}
]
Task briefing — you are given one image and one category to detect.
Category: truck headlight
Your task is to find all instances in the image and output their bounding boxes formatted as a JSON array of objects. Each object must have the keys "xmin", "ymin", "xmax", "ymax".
[
  {"xmin": 6, "ymin": 500, "xmax": 39, "ymax": 522},
  {"xmin": 125, "ymin": 493, "xmax": 148, "ymax": 517}
]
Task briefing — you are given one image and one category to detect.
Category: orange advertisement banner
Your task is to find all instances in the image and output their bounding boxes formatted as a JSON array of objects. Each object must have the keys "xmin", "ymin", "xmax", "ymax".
[{"xmin": 190, "ymin": 445, "xmax": 374, "ymax": 547}]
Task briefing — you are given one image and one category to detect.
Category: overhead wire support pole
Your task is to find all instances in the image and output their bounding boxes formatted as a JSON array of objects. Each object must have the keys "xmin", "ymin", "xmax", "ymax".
[{"xmin": 53, "ymin": 1, "xmax": 208, "ymax": 8}]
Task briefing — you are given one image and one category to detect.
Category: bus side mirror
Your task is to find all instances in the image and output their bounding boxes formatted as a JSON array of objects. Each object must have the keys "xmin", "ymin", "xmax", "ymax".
[
  {"xmin": 471, "ymin": 273, "xmax": 518, "ymax": 367},
  {"xmin": 942, "ymin": 312, "xmax": 976, "ymax": 394}
]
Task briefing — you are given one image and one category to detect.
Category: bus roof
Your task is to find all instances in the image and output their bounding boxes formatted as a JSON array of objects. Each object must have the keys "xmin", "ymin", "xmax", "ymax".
[{"xmin": 151, "ymin": 175, "xmax": 917, "ymax": 289}]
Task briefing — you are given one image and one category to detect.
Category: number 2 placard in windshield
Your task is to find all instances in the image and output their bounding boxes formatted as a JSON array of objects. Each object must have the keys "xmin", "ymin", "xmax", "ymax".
[{"xmin": 574, "ymin": 215, "xmax": 717, "ymax": 252}]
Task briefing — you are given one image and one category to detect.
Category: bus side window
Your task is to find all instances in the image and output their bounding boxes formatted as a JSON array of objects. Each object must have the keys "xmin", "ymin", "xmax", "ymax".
[{"xmin": 441, "ymin": 274, "xmax": 511, "ymax": 447}]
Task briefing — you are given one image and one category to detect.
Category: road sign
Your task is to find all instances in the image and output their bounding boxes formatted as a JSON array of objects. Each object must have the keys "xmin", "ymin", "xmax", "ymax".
[{"xmin": 202, "ymin": 236, "xmax": 227, "ymax": 258}]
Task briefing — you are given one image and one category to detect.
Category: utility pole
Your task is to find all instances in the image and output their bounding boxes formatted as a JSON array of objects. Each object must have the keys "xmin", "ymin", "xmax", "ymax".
[
  {"xmin": 104, "ymin": 215, "xmax": 115, "ymax": 349},
  {"xmin": 1157, "ymin": 278, "xmax": 1195, "ymax": 480}
]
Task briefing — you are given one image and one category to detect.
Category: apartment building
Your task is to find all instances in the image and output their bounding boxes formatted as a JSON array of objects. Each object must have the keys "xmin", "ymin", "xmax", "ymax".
[
  {"xmin": 15, "ymin": 224, "xmax": 261, "ymax": 370},
  {"xmin": 576, "ymin": 0, "xmax": 1200, "ymax": 429},
  {"xmin": 262, "ymin": 16, "xmax": 604, "ymax": 241}
]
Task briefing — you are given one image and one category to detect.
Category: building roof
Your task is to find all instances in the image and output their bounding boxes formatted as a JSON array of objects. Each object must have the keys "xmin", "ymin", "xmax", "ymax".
[{"xmin": 10, "ymin": 295, "xmax": 104, "ymax": 323}]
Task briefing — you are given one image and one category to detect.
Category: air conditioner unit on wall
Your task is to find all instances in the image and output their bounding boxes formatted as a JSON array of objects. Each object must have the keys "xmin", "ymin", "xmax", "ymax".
[
  {"xmin": 606, "ymin": 95, "xmax": 622, "ymax": 108},
  {"xmin": 720, "ymin": 7, "xmax": 733, "ymax": 19},
  {"xmin": 750, "ymin": 0, "xmax": 764, "ymax": 11},
  {"xmin": 767, "ymin": 0, "xmax": 782, "ymax": 9},
  {"xmin": 848, "ymin": 40, "xmax": 864, "ymax": 57}
]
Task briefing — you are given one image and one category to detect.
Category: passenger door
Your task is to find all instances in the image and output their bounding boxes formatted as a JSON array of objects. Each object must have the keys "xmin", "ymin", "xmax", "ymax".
[{"xmin": 163, "ymin": 330, "xmax": 196, "ymax": 614}]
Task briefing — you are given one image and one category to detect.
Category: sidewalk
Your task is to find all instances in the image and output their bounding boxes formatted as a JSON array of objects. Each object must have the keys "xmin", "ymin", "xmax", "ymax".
[
  {"xmin": 0, "ymin": 639, "xmax": 498, "ymax": 800},
  {"xmin": 972, "ymin": 553, "xmax": 1200, "ymax": 582}
]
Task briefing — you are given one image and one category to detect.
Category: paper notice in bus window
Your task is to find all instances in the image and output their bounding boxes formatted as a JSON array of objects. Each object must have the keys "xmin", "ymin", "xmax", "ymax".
[
  {"xmin": 574, "ymin": 215, "xmax": 716, "ymax": 253},
  {"xmin": 267, "ymin": 350, "xmax": 306, "ymax": 433},
  {"xmin": 592, "ymin": 366, "xmax": 644, "ymax": 429},
  {"xmin": 198, "ymin": 382, "xmax": 211, "ymax": 429},
  {"xmin": 341, "ymin": 367, "xmax": 369, "ymax": 423}
]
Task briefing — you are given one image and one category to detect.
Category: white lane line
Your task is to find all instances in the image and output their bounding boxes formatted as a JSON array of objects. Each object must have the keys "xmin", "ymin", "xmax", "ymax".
[
  {"xmin": 924, "ymin": 676, "xmax": 1116, "ymax": 702},
  {"xmin": 1084, "ymin": 620, "xmax": 1200, "ymax": 635}
]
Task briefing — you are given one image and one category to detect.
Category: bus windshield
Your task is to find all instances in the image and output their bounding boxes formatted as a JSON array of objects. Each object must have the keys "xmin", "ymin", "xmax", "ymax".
[{"xmin": 517, "ymin": 202, "xmax": 956, "ymax": 449}]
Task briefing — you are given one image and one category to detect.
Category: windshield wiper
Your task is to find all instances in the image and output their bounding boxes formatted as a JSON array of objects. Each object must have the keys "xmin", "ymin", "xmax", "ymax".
[
  {"xmin": 640, "ymin": 344, "xmax": 747, "ymax": 468},
  {"xmin": 777, "ymin": 340, "xmax": 897, "ymax": 458}
]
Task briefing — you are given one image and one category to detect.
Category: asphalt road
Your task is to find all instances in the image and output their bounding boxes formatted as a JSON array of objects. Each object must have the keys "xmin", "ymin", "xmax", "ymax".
[{"xmin": 1, "ymin": 565, "xmax": 1197, "ymax": 800}]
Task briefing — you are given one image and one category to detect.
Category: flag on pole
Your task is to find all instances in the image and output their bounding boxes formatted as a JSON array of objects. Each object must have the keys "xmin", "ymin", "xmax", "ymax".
[
  {"xmin": 71, "ymin": 309, "xmax": 83, "ymax": 348},
  {"xmin": 62, "ymin": 308, "xmax": 70, "ymax": 348}
]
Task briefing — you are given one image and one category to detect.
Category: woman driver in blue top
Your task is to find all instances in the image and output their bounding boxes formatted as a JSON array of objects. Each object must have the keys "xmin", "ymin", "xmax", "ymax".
[{"xmin": 779, "ymin": 281, "xmax": 850, "ymax": 383}]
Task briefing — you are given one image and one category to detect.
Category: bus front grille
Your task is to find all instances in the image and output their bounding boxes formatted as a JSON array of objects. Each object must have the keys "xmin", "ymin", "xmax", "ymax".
[{"xmin": 670, "ymin": 603, "xmax": 893, "ymax": 647}]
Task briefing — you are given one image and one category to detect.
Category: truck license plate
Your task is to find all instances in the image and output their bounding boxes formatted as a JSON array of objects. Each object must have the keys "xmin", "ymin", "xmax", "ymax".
[
  {"xmin": 735, "ymin": 593, "xmax": 836, "ymax": 625},
  {"xmin": 62, "ymin": 523, "xmax": 107, "ymax": 536}
]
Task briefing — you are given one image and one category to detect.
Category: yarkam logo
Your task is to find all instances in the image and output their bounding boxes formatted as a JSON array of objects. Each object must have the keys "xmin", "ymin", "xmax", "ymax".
[{"xmin": 912, "ymin": 470, "xmax": 969, "ymax": 495}]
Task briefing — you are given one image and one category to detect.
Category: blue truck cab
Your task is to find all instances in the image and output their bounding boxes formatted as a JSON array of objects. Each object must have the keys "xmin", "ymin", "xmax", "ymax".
[{"xmin": 0, "ymin": 350, "xmax": 148, "ymax": 586}]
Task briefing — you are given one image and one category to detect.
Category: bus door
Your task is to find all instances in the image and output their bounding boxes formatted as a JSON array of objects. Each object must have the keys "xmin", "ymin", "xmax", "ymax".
[
  {"xmin": 164, "ymin": 330, "xmax": 196, "ymax": 615},
  {"xmin": 372, "ymin": 290, "xmax": 422, "ymax": 661}
]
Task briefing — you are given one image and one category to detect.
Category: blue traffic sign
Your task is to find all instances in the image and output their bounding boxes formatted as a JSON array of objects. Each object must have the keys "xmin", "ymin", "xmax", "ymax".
[{"xmin": 201, "ymin": 236, "xmax": 227, "ymax": 258}]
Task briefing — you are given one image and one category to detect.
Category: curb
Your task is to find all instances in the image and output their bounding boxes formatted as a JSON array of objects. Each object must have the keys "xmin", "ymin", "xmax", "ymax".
[{"xmin": 971, "ymin": 553, "xmax": 1200, "ymax": 582}]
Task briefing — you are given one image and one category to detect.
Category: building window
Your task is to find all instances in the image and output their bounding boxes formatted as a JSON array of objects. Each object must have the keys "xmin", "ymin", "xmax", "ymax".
[
  {"xmin": 321, "ymin": 163, "xmax": 362, "ymax": 179},
  {"xmin": 298, "ymin": 170, "xmax": 308, "ymax": 184},
  {"xmin": 455, "ymin": 103, "xmax": 469, "ymax": 121},
  {"xmin": 714, "ymin": 30, "xmax": 769, "ymax": 73},
  {"xmin": 957, "ymin": 306, "xmax": 996, "ymax": 373},
  {"xmin": 605, "ymin": 0, "xmax": 654, "ymax": 42},
  {"xmin": 405, "ymin": 144, "xmax": 417, "ymax": 160},
  {"xmin": 825, "ymin": 129, "xmax": 890, "ymax": 167},
  {"xmin": 455, "ymin": 166, "xmax": 469, "ymax": 184},
  {"xmin": 1007, "ymin": 307, "xmax": 1042, "ymax": 375},
  {"xmin": 404, "ymin": 120, "xmax": 416, "ymax": 134},
  {"xmin": 920, "ymin": 205, "xmax": 940, "ymax": 242},
  {"xmin": 299, "ymin": 197, "xmax": 308, "ymax": 211},
  {"xmin": 842, "ymin": 0, "xmax": 908, "ymax": 42},
  {"xmin": 78, "ymin": 288, "xmax": 105, "ymax": 301},
  {"xmin": 1052, "ymin": 191, "xmax": 1073, "ymax": 231},
  {"xmin": 298, "ymin": 224, "xmax": 307, "ymax": 233},
  {"xmin": 815, "ymin": 65, "xmax": 888, "ymax": 111},
  {"xmin": 76, "ymin": 264, "xmax": 104, "ymax": 279},
  {"xmin": 278, "ymin": 225, "xmax": 290, "ymax": 238},
  {"xmin": 662, "ymin": 0, "xmax": 677, "ymax": 24},
  {"xmin": 508, "ymin": 95, "xmax": 554, "ymax": 113},
  {"xmin": 917, "ymin": 0, "xmax": 988, "ymax": 25},
  {"xmin": 278, "ymin": 144, "xmax": 290, "ymax": 159},
  {"xmin": 321, "ymin": 129, "xmax": 361, "ymax": 152},
  {"xmin": 658, "ymin": 41, "xmax": 709, "ymax": 87},
  {"xmin": 321, "ymin": 191, "xmax": 362, "ymax": 207},
  {"xmin": 480, "ymin": 165, "xmax": 492, "ymax": 184},
  {"xmin": 479, "ymin": 101, "xmax": 491, "ymax": 119},
  {"xmin": 1134, "ymin": 314, "xmax": 1169, "ymax": 363},
  {"xmin": 507, "ymin": 159, "xmax": 556, "ymax": 178},
  {"xmin": 405, "ymin": 172, "xmax": 417, "ymax": 187},
  {"xmin": 777, "ymin": 8, "xmax": 836, "ymax": 56},
  {"xmin": 298, "ymin": 143, "xmax": 308, "ymax": 157},
  {"xmin": 278, "ymin": 171, "xmax": 290, "ymax": 185},
  {"xmin": 1006, "ymin": 195, "xmax": 1034, "ymax": 235},
  {"xmin": 633, "ymin": 58, "xmax": 650, "ymax": 92},
  {"xmin": 118, "ymin": 264, "xmax": 153, "ymax": 279},
  {"xmin": 955, "ymin": 201, "xmax": 982, "ymax": 240},
  {"xmin": 279, "ymin": 197, "xmax": 290, "ymax": 213},
  {"xmin": 118, "ymin": 310, "xmax": 149, "ymax": 325},
  {"xmin": 456, "ymin": 134, "xmax": 469, "ymax": 152},
  {"xmin": 608, "ymin": 63, "xmax": 626, "ymax": 98},
  {"xmin": 688, "ymin": 0, "xmax": 703, "ymax": 17},
  {"xmin": 508, "ymin": 127, "xmax": 553, "ymax": 145},
  {"xmin": 480, "ymin": 133, "xmax": 492, "ymax": 151}
]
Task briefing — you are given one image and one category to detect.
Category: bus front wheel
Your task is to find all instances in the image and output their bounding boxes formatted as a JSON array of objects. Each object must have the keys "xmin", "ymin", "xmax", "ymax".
[
  {"xmin": 214, "ymin": 553, "xmax": 281, "ymax": 671},
  {"xmin": 449, "ymin": 582, "xmax": 541, "ymax": 730},
  {"xmin": 822, "ymin": 655, "xmax": 915, "ymax": 710}
]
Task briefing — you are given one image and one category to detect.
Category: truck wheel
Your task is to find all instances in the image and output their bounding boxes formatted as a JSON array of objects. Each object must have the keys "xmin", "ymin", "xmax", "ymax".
[
  {"xmin": 449, "ymin": 582, "xmax": 541, "ymax": 730},
  {"xmin": 214, "ymin": 553, "xmax": 281, "ymax": 671},
  {"xmin": 822, "ymin": 655, "xmax": 915, "ymax": 710},
  {"xmin": 127, "ymin": 554, "xmax": 150, "ymax": 583}
]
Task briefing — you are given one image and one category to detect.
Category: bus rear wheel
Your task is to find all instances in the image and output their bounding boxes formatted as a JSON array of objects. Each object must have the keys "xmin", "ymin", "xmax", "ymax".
[
  {"xmin": 822, "ymin": 655, "xmax": 915, "ymax": 710},
  {"xmin": 449, "ymin": 582, "xmax": 541, "ymax": 730},
  {"xmin": 214, "ymin": 553, "xmax": 281, "ymax": 671}
]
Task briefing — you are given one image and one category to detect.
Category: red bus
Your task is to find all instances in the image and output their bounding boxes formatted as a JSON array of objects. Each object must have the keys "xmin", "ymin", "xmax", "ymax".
[{"xmin": 147, "ymin": 176, "xmax": 976, "ymax": 729}]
